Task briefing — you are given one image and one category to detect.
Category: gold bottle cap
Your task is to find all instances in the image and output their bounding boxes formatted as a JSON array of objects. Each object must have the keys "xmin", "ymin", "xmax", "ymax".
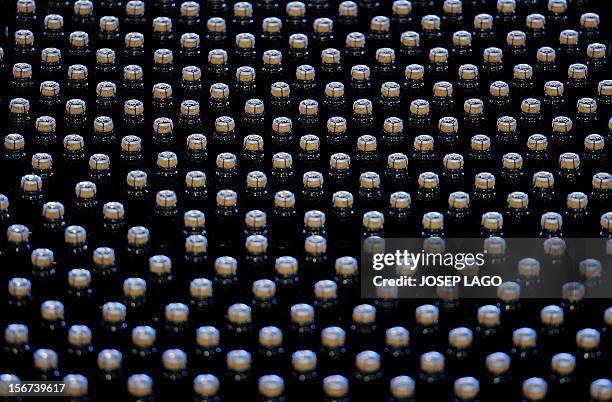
[
  {"xmin": 418, "ymin": 172, "xmax": 439, "ymax": 189},
  {"xmin": 579, "ymin": 258, "xmax": 602, "ymax": 280},
  {"xmin": 304, "ymin": 210, "xmax": 325, "ymax": 230},
  {"xmin": 274, "ymin": 191, "xmax": 295, "ymax": 210},
  {"xmin": 335, "ymin": 256, "xmax": 358, "ymax": 276},
  {"xmin": 99, "ymin": 15, "xmax": 118, "ymax": 31},
  {"xmin": 443, "ymin": 154, "xmax": 464, "ymax": 170},
  {"xmin": 88, "ymin": 153, "xmax": 110, "ymax": 172},
  {"xmin": 73, "ymin": 0, "xmax": 93, "ymax": 14},
  {"xmin": 527, "ymin": 134, "xmax": 548, "ymax": 151},
  {"xmin": 31, "ymin": 248, "xmax": 53, "ymax": 269},
  {"xmin": 14, "ymin": 29, "xmax": 34, "ymax": 46},
  {"xmin": 155, "ymin": 190, "xmax": 177, "ymax": 209},
  {"xmin": 405, "ymin": 63, "xmax": 424, "ymax": 80},
  {"xmin": 227, "ymin": 349, "xmax": 251, "ymax": 372},
  {"xmin": 438, "ymin": 116, "xmax": 459, "ymax": 134},
  {"xmin": 451, "ymin": 31, "xmax": 471, "ymax": 48},
  {"xmin": 513, "ymin": 327, "xmax": 537, "ymax": 348},
  {"xmin": 63, "ymin": 374, "xmax": 87, "ymax": 397},
  {"xmin": 420, "ymin": 351, "xmax": 444, "ymax": 374},
  {"xmin": 127, "ymin": 374, "xmax": 152, "ymax": 398},
  {"xmin": 165, "ymin": 302, "xmax": 189, "ymax": 323},
  {"xmin": 185, "ymin": 234, "xmax": 207, "ymax": 254},
  {"xmin": 162, "ymin": 349, "xmax": 187, "ymax": 371},
  {"xmin": 496, "ymin": 116, "xmax": 517, "ymax": 133},
  {"xmin": 540, "ymin": 305, "xmax": 564, "ymax": 326},
  {"xmin": 181, "ymin": 66, "xmax": 201, "ymax": 83},
  {"xmin": 126, "ymin": 170, "xmax": 147, "ymax": 188},
  {"xmin": 429, "ymin": 47, "xmax": 448, "ymax": 63},
  {"xmin": 42, "ymin": 201, "xmax": 64, "ymax": 220},
  {"xmin": 270, "ymin": 152, "xmax": 292, "ymax": 170},
  {"xmin": 580, "ymin": 11, "xmax": 599, "ymax": 28},
  {"xmin": 387, "ymin": 153, "xmax": 408, "ymax": 170},
  {"xmin": 362, "ymin": 210, "xmax": 384, "ymax": 230},
  {"xmin": 288, "ymin": 33, "xmax": 308, "ymax": 50},
  {"xmin": 454, "ymin": 377, "xmax": 480, "ymax": 400},
  {"xmin": 156, "ymin": 151, "xmax": 178, "ymax": 169},
  {"xmin": 297, "ymin": 99, "xmax": 317, "ymax": 117},
  {"xmin": 432, "ymin": 81, "xmax": 453, "ymax": 98},
  {"xmin": 304, "ymin": 235, "xmax": 326, "ymax": 255},
  {"xmin": 184, "ymin": 209, "xmax": 206, "ymax": 230},
  {"xmin": 376, "ymin": 48, "xmax": 395, "ymax": 65},
  {"xmin": 257, "ymin": 374, "xmax": 285, "ymax": 398},
  {"xmin": 286, "ymin": 1, "xmax": 306, "ymax": 16},
  {"xmin": 195, "ymin": 326, "xmax": 219, "ymax": 347},
  {"xmin": 481, "ymin": 211, "xmax": 503, "ymax": 230},
  {"xmin": 94, "ymin": 243, "xmax": 117, "ymax": 267},
  {"xmin": 390, "ymin": 191, "xmax": 411, "ymax": 209},
  {"xmin": 413, "ymin": 136, "xmax": 434, "ymax": 154},
  {"xmin": 449, "ymin": 327, "xmax": 473, "ymax": 349},
  {"xmin": 483, "ymin": 47, "xmax": 503, "ymax": 63},
  {"xmin": 68, "ymin": 325, "xmax": 91, "ymax": 346},
  {"xmin": 590, "ymin": 379, "xmax": 612, "ymax": 401},
  {"xmin": 448, "ymin": 191, "xmax": 469, "ymax": 209},
  {"xmin": 421, "ymin": 14, "xmax": 441, "ymax": 30},
  {"xmin": 102, "ymin": 302, "xmax": 126, "ymax": 323},
  {"xmin": 508, "ymin": 191, "xmax": 529, "ymax": 208},
  {"xmin": 471, "ymin": 135, "xmax": 491, "ymax": 151},
  {"xmin": 560, "ymin": 29, "xmax": 579, "ymax": 46},
  {"xmin": 41, "ymin": 300, "xmax": 64, "ymax": 320},
  {"xmin": 127, "ymin": 226, "xmax": 149, "ymax": 245},
  {"xmin": 351, "ymin": 64, "xmax": 370, "ymax": 80},
  {"xmin": 235, "ymin": 32, "xmax": 254, "ymax": 49},
  {"xmin": 577, "ymin": 97, "xmax": 597, "ymax": 114},
  {"xmin": 208, "ymin": 49, "xmax": 227, "ymax": 66},
  {"xmin": 9, "ymin": 98, "xmax": 30, "ymax": 114},
  {"xmin": 600, "ymin": 212, "xmax": 612, "ymax": 230},
  {"xmin": 327, "ymin": 116, "xmax": 347, "ymax": 134},
  {"xmin": 292, "ymin": 350, "xmax": 317, "ymax": 373},
  {"xmin": 458, "ymin": 64, "xmax": 478, "ymax": 80},
  {"xmin": 236, "ymin": 66, "xmax": 255, "ymax": 82},
  {"xmin": 345, "ymin": 31, "xmax": 365, "ymax": 49},
  {"xmin": 566, "ymin": 191, "xmax": 588, "ymax": 209},
  {"xmin": 585, "ymin": 134, "xmax": 604, "ymax": 151},
  {"xmin": 356, "ymin": 350, "xmax": 380, "ymax": 373},
  {"xmin": 13, "ymin": 62, "xmax": 32, "ymax": 79},
  {"xmin": 485, "ymin": 352, "xmax": 510, "ymax": 375},
  {"xmin": 44, "ymin": 14, "xmax": 63, "ymax": 30},
  {"xmin": 562, "ymin": 281, "xmax": 585, "ymax": 302},
  {"xmin": 233, "ymin": 1, "xmax": 253, "ymax": 17},
  {"xmin": 123, "ymin": 277, "xmax": 146, "ymax": 298},
  {"xmin": 64, "ymin": 226, "xmax": 86, "ymax": 247},
  {"xmin": 464, "ymin": 98, "xmax": 484, "ymax": 115},
  {"xmin": 290, "ymin": 303, "xmax": 314, "ymax": 325},
  {"xmin": 314, "ymin": 17, "xmax": 333, "ymax": 33},
  {"xmin": 332, "ymin": 191, "xmax": 354, "ymax": 209},
  {"xmin": 478, "ymin": 305, "xmax": 500, "ymax": 326},
  {"xmin": 422, "ymin": 211, "xmax": 444, "ymax": 230},
  {"xmin": 416, "ymin": 304, "xmax": 439, "ymax": 325},
  {"xmin": 34, "ymin": 349, "xmax": 59, "ymax": 370},
  {"xmin": 186, "ymin": 134, "xmax": 207, "ymax": 152},
  {"xmin": 152, "ymin": 16, "xmax": 172, "ymax": 33},
  {"xmin": 149, "ymin": 255, "xmax": 172, "ymax": 275},
  {"xmin": 502, "ymin": 152, "xmax": 523, "ymax": 170},
  {"xmin": 401, "ymin": 31, "xmax": 420, "ymax": 48},
  {"xmin": 323, "ymin": 375, "xmax": 348, "ymax": 398},
  {"xmin": 352, "ymin": 98, "xmax": 372, "ymax": 116},
  {"xmin": 41, "ymin": 48, "xmax": 62, "ymax": 64},
  {"xmin": 31, "ymin": 153, "xmax": 53, "ymax": 171},
  {"xmin": 474, "ymin": 13, "xmax": 493, "ymax": 30},
  {"xmin": 206, "ymin": 17, "xmax": 226, "ymax": 34},
  {"xmin": 8, "ymin": 277, "xmax": 31, "ymax": 297},
  {"xmin": 384, "ymin": 327, "xmax": 409, "ymax": 349},
  {"xmin": 261, "ymin": 50, "xmax": 282, "ymax": 67},
  {"xmin": 243, "ymin": 134, "xmax": 263, "ymax": 152},
  {"xmin": 522, "ymin": 377, "xmax": 548, "ymax": 401},
  {"xmin": 593, "ymin": 172, "xmax": 612, "ymax": 190},
  {"xmin": 213, "ymin": 256, "xmax": 236, "ymax": 277},
  {"xmin": 548, "ymin": 0, "xmax": 567, "ymax": 13},
  {"xmin": 321, "ymin": 49, "xmax": 341, "ymax": 66},
  {"xmin": 178, "ymin": 99, "xmax": 199, "ymax": 117},
  {"xmin": 514, "ymin": 63, "xmax": 533, "ymax": 80},
  {"xmin": 302, "ymin": 171, "xmax": 323, "ymax": 188},
  {"xmin": 246, "ymin": 170, "xmax": 267, "ymax": 189},
  {"xmin": 370, "ymin": 16, "xmax": 390, "ymax": 33},
  {"xmin": 587, "ymin": 43, "xmax": 606, "ymax": 59},
  {"xmin": 256, "ymin": 327, "xmax": 282, "ymax": 351},
  {"xmin": 497, "ymin": 0, "xmax": 516, "ymax": 13},
  {"xmin": 181, "ymin": 0, "xmax": 200, "ymax": 16},
  {"xmin": 443, "ymin": 0, "xmax": 462, "ymax": 13},
  {"xmin": 193, "ymin": 375, "xmax": 219, "ymax": 397},
  {"xmin": 124, "ymin": 32, "xmax": 144, "ymax": 49},
  {"xmin": 228, "ymin": 302, "xmax": 252, "ymax": 325}
]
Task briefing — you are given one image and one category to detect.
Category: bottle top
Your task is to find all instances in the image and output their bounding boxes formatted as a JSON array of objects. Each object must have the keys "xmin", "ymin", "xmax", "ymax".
[
  {"xmin": 162, "ymin": 349, "xmax": 187, "ymax": 371},
  {"xmin": 448, "ymin": 191, "xmax": 469, "ymax": 209},
  {"xmin": 8, "ymin": 277, "xmax": 31, "ymax": 297},
  {"xmin": 464, "ymin": 98, "xmax": 484, "ymax": 115},
  {"xmin": 590, "ymin": 379, "xmax": 612, "ymax": 401},
  {"xmin": 418, "ymin": 172, "xmax": 439, "ymax": 189},
  {"xmin": 196, "ymin": 326, "xmax": 219, "ymax": 347},
  {"xmin": 356, "ymin": 350, "xmax": 380, "ymax": 373},
  {"xmin": 123, "ymin": 277, "xmax": 146, "ymax": 298},
  {"xmin": 258, "ymin": 375, "xmax": 284, "ymax": 398},
  {"xmin": 41, "ymin": 300, "xmax": 64, "ymax": 321},
  {"xmin": 483, "ymin": 47, "xmax": 503, "ymax": 63},
  {"xmin": 324, "ymin": 375, "xmax": 348, "ymax": 397},
  {"xmin": 416, "ymin": 304, "xmax": 439, "ymax": 325},
  {"xmin": 352, "ymin": 303, "xmax": 375, "ymax": 324},
  {"xmin": 390, "ymin": 191, "xmax": 411, "ymax": 209},
  {"xmin": 385, "ymin": 326, "xmax": 409, "ymax": 348},
  {"xmin": 566, "ymin": 191, "xmax": 588, "ymax": 209},
  {"xmin": 478, "ymin": 304, "xmax": 500, "ymax": 326},
  {"xmin": 314, "ymin": 17, "xmax": 333, "ymax": 34},
  {"xmin": 422, "ymin": 14, "xmax": 441, "ymax": 30},
  {"xmin": 443, "ymin": 153, "xmax": 464, "ymax": 170},
  {"xmin": 127, "ymin": 374, "xmax": 152, "ymax": 398},
  {"xmin": 190, "ymin": 278, "xmax": 213, "ymax": 299},
  {"xmin": 350, "ymin": 64, "xmax": 370, "ymax": 80},
  {"xmin": 193, "ymin": 375, "xmax": 219, "ymax": 397},
  {"xmin": 335, "ymin": 256, "xmax": 358, "ymax": 276},
  {"xmin": 454, "ymin": 377, "xmax": 480, "ymax": 399},
  {"xmin": 185, "ymin": 234, "xmax": 207, "ymax": 254},
  {"xmin": 5, "ymin": 323, "xmax": 28, "ymax": 344},
  {"xmin": 149, "ymin": 255, "xmax": 172, "ymax": 275},
  {"xmin": 298, "ymin": 99, "xmax": 318, "ymax": 116},
  {"xmin": 587, "ymin": 43, "xmax": 606, "ymax": 59},
  {"xmin": 576, "ymin": 328, "xmax": 600, "ymax": 349},
  {"xmin": 14, "ymin": 29, "xmax": 34, "ymax": 46},
  {"xmin": 67, "ymin": 324, "xmax": 92, "ymax": 347},
  {"xmin": 474, "ymin": 13, "xmax": 493, "ymax": 30},
  {"xmin": 580, "ymin": 12, "xmax": 600, "ymax": 28},
  {"xmin": 214, "ymin": 256, "xmax": 237, "ymax": 277},
  {"xmin": 292, "ymin": 350, "xmax": 317, "ymax": 372},
  {"xmin": 286, "ymin": 0, "xmax": 305, "ymax": 16},
  {"xmin": 154, "ymin": 151, "xmax": 177, "ymax": 171},
  {"xmin": 420, "ymin": 351, "xmax": 444, "ymax": 373},
  {"xmin": 548, "ymin": 0, "xmax": 567, "ymax": 13},
  {"xmin": 41, "ymin": 48, "xmax": 62, "ymax": 64},
  {"xmin": 527, "ymin": 135, "xmax": 548, "ymax": 152},
  {"xmin": 152, "ymin": 16, "xmax": 172, "ymax": 33},
  {"xmin": 513, "ymin": 327, "xmax": 537, "ymax": 347},
  {"xmin": 568, "ymin": 63, "xmax": 587, "ymax": 81},
  {"xmin": 9, "ymin": 98, "xmax": 30, "ymax": 114},
  {"xmin": 522, "ymin": 378, "xmax": 548, "ymax": 400},
  {"xmin": 332, "ymin": 190, "xmax": 354, "ymax": 209},
  {"xmin": 102, "ymin": 302, "xmax": 126, "ymax": 323},
  {"xmin": 206, "ymin": 17, "xmax": 225, "ymax": 33},
  {"xmin": 34, "ymin": 349, "xmax": 59, "ymax": 369},
  {"xmin": 180, "ymin": 0, "xmax": 200, "ymax": 16},
  {"xmin": 165, "ymin": 302, "xmax": 189, "ymax": 323},
  {"xmin": 228, "ymin": 303, "xmax": 252, "ymax": 325},
  {"xmin": 362, "ymin": 210, "xmax": 384, "ymax": 230},
  {"xmin": 243, "ymin": 134, "xmax": 264, "ymax": 151},
  {"xmin": 227, "ymin": 349, "xmax": 251, "ymax": 372},
  {"xmin": 180, "ymin": 66, "xmax": 201, "ymax": 83},
  {"xmin": 375, "ymin": 48, "xmax": 395, "ymax": 65},
  {"xmin": 258, "ymin": 326, "xmax": 282, "ymax": 347},
  {"xmin": 44, "ymin": 14, "xmax": 63, "ymax": 29},
  {"xmin": 429, "ymin": 47, "xmax": 448, "ymax": 63},
  {"xmin": 233, "ymin": 1, "xmax": 253, "ymax": 17},
  {"xmin": 577, "ymin": 97, "xmax": 597, "ymax": 114},
  {"xmin": 540, "ymin": 305, "xmax": 564, "ymax": 326},
  {"xmin": 458, "ymin": 64, "xmax": 478, "ymax": 80}
]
